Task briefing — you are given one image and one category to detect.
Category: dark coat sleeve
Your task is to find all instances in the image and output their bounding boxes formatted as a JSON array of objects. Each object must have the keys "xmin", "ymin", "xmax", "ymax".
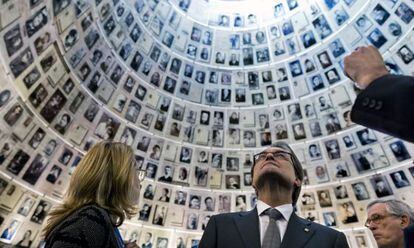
[
  {"xmin": 351, "ymin": 74, "xmax": 414, "ymax": 143},
  {"xmin": 199, "ymin": 215, "xmax": 217, "ymax": 248}
]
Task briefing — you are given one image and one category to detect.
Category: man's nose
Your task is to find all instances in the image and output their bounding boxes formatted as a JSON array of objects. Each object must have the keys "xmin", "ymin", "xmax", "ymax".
[
  {"xmin": 264, "ymin": 153, "xmax": 275, "ymax": 160},
  {"xmin": 368, "ymin": 223, "xmax": 377, "ymax": 231}
]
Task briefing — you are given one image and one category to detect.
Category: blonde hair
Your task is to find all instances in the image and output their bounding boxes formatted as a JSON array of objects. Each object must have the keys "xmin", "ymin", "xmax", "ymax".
[{"xmin": 43, "ymin": 141, "xmax": 139, "ymax": 238}]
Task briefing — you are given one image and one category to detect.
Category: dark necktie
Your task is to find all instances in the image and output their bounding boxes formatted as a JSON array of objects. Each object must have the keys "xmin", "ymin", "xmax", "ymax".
[{"xmin": 262, "ymin": 208, "xmax": 283, "ymax": 248}]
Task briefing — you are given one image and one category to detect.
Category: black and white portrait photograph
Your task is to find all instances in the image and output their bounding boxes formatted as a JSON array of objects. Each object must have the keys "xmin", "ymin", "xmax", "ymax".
[
  {"xmin": 22, "ymin": 154, "xmax": 49, "ymax": 185},
  {"xmin": 387, "ymin": 21, "xmax": 402, "ymax": 37},
  {"xmin": 54, "ymin": 113, "xmax": 72, "ymax": 135},
  {"xmin": 17, "ymin": 196, "xmax": 35, "ymax": 217},
  {"xmin": 275, "ymin": 123, "xmax": 288, "ymax": 140},
  {"xmin": 301, "ymin": 31, "xmax": 316, "ymax": 48},
  {"xmin": 355, "ymin": 15, "xmax": 372, "ymax": 33},
  {"xmin": 3, "ymin": 103, "xmax": 24, "ymax": 126},
  {"xmin": 395, "ymin": 2, "xmax": 414, "ymax": 24},
  {"xmin": 30, "ymin": 200, "xmax": 51, "ymax": 224},
  {"xmin": 292, "ymin": 123, "xmax": 306, "ymax": 140},
  {"xmin": 94, "ymin": 114, "xmax": 120, "ymax": 140},
  {"xmin": 152, "ymin": 205, "xmax": 167, "ymax": 226},
  {"xmin": 174, "ymin": 190, "xmax": 187, "ymax": 205},
  {"xmin": 308, "ymin": 75, "xmax": 325, "ymax": 91},
  {"xmin": 351, "ymin": 146, "xmax": 389, "ymax": 173},
  {"xmin": 371, "ymin": 176, "xmax": 393, "ymax": 198},
  {"xmin": 125, "ymin": 101, "xmax": 141, "ymax": 123},
  {"xmin": 356, "ymin": 128, "xmax": 377, "ymax": 145},
  {"xmin": 28, "ymin": 128, "xmax": 46, "ymax": 149},
  {"xmin": 389, "ymin": 140, "xmax": 411, "ymax": 162},
  {"xmin": 312, "ymin": 15, "xmax": 332, "ymax": 39},
  {"xmin": 53, "ymin": 0, "xmax": 71, "ymax": 16},
  {"xmin": 323, "ymin": 212, "xmax": 337, "ymax": 227},
  {"xmin": 40, "ymin": 90, "xmax": 67, "ymax": 123},
  {"xmin": 338, "ymin": 201, "xmax": 358, "ymax": 224},
  {"xmin": 0, "ymin": 90, "xmax": 11, "ymax": 109},
  {"xmin": 301, "ymin": 192, "xmax": 315, "ymax": 207},
  {"xmin": 368, "ymin": 28, "xmax": 387, "ymax": 49},
  {"xmin": 325, "ymin": 68, "xmax": 341, "ymax": 85},
  {"xmin": 334, "ymin": 162, "xmax": 350, "ymax": 178},
  {"xmin": 3, "ymin": 24, "xmax": 23, "ymax": 57},
  {"xmin": 308, "ymin": 143, "xmax": 322, "ymax": 160},
  {"xmin": 157, "ymin": 187, "xmax": 171, "ymax": 203},
  {"xmin": 397, "ymin": 45, "xmax": 414, "ymax": 64},
  {"xmin": 352, "ymin": 182, "xmax": 370, "ymax": 201},
  {"xmin": 143, "ymin": 184, "xmax": 155, "ymax": 200},
  {"xmin": 323, "ymin": 113, "xmax": 341, "ymax": 134},
  {"xmin": 158, "ymin": 165, "xmax": 173, "ymax": 183},
  {"xmin": 324, "ymin": 139, "xmax": 341, "ymax": 160},
  {"xmin": 179, "ymin": 147, "xmax": 192, "ymax": 163},
  {"xmin": 289, "ymin": 60, "xmax": 303, "ymax": 77},
  {"xmin": 317, "ymin": 51, "xmax": 332, "ymax": 69},
  {"xmin": 6, "ymin": 149, "xmax": 30, "ymax": 176},
  {"xmin": 26, "ymin": 7, "xmax": 49, "ymax": 37},
  {"xmin": 317, "ymin": 190, "xmax": 332, "ymax": 207},
  {"xmin": 334, "ymin": 185, "xmax": 349, "ymax": 199},
  {"xmin": 138, "ymin": 203, "xmax": 152, "ymax": 221},
  {"xmin": 334, "ymin": 8, "xmax": 349, "ymax": 26},
  {"xmin": 9, "ymin": 48, "xmax": 34, "ymax": 78},
  {"xmin": 390, "ymin": 170, "xmax": 411, "ymax": 188},
  {"xmin": 287, "ymin": 103, "xmax": 302, "ymax": 122},
  {"xmin": 370, "ymin": 4, "xmax": 390, "ymax": 25},
  {"xmin": 225, "ymin": 175, "xmax": 240, "ymax": 189},
  {"xmin": 46, "ymin": 165, "xmax": 62, "ymax": 184},
  {"xmin": 308, "ymin": 120, "xmax": 321, "ymax": 138},
  {"xmin": 315, "ymin": 165, "xmax": 329, "ymax": 183}
]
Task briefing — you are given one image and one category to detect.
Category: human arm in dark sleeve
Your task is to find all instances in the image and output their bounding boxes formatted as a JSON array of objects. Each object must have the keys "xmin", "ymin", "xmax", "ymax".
[
  {"xmin": 351, "ymin": 74, "xmax": 414, "ymax": 143},
  {"xmin": 199, "ymin": 215, "xmax": 217, "ymax": 248}
]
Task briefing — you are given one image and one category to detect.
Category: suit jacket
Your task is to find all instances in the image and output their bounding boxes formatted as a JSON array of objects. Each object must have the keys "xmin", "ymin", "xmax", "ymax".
[
  {"xmin": 404, "ymin": 224, "xmax": 414, "ymax": 248},
  {"xmin": 351, "ymin": 75, "xmax": 414, "ymax": 143},
  {"xmin": 199, "ymin": 208, "xmax": 349, "ymax": 248}
]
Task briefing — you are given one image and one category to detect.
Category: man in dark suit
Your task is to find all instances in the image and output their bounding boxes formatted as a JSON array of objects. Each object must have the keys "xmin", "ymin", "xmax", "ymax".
[
  {"xmin": 344, "ymin": 45, "xmax": 414, "ymax": 143},
  {"xmin": 365, "ymin": 199, "xmax": 414, "ymax": 248},
  {"xmin": 199, "ymin": 141, "xmax": 349, "ymax": 248},
  {"xmin": 404, "ymin": 224, "xmax": 414, "ymax": 248}
]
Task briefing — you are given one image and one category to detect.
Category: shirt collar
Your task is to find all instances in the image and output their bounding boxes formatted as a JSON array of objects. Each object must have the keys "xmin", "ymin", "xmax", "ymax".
[{"xmin": 256, "ymin": 200, "xmax": 293, "ymax": 221}]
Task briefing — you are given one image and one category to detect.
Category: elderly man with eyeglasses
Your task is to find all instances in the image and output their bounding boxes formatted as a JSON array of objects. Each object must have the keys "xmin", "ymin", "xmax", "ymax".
[
  {"xmin": 199, "ymin": 141, "xmax": 349, "ymax": 248},
  {"xmin": 365, "ymin": 199, "xmax": 414, "ymax": 248}
]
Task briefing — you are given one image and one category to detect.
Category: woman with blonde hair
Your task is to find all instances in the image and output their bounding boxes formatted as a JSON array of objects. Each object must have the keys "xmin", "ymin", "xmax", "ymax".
[{"xmin": 43, "ymin": 142, "xmax": 140, "ymax": 248}]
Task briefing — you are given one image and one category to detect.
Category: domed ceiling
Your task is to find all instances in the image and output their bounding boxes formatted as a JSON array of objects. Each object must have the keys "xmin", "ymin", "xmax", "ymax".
[{"xmin": 0, "ymin": 0, "xmax": 414, "ymax": 247}]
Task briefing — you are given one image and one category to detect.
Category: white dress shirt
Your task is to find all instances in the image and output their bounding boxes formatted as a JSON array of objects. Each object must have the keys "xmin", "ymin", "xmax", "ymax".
[{"xmin": 256, "ymin": 200, "xmax": 293, "ymax": 245}]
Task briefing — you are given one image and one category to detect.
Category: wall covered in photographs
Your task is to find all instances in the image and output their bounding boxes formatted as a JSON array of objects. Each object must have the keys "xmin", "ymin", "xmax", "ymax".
[{"xmin": 0, "ymin": 0, "xmax": 414, "ymax": 247}]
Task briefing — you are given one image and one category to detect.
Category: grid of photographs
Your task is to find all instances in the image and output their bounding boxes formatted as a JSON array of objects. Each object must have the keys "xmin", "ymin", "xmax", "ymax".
[{"xmin": 0, "ymin": 0, "xmax": 414, "ymax": 247}]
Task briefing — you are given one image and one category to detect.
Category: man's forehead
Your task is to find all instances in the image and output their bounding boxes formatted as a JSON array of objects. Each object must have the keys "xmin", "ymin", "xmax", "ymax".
[
  {"xmin": 368, "ymin": 203, "xmax": 387, "ymax": 215},
  {"xmin": 263, "ymin": 147, "xmax": 289, "ymax": 153}
]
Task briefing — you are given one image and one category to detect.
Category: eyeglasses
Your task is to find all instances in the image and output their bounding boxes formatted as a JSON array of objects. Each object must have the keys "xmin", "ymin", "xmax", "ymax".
[
  {"xmin": 253, "ymin": 151, "xmax": 292, "ymax": 164},
  {"xmin": 364, "ymin": 213, "xmax": 399, "ymax": 228}
]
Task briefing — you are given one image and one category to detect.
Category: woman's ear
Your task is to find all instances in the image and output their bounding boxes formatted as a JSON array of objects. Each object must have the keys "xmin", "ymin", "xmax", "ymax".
[{"xmin": 294, "ymin": 178, "xmax": 302, "ymax": 187}]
